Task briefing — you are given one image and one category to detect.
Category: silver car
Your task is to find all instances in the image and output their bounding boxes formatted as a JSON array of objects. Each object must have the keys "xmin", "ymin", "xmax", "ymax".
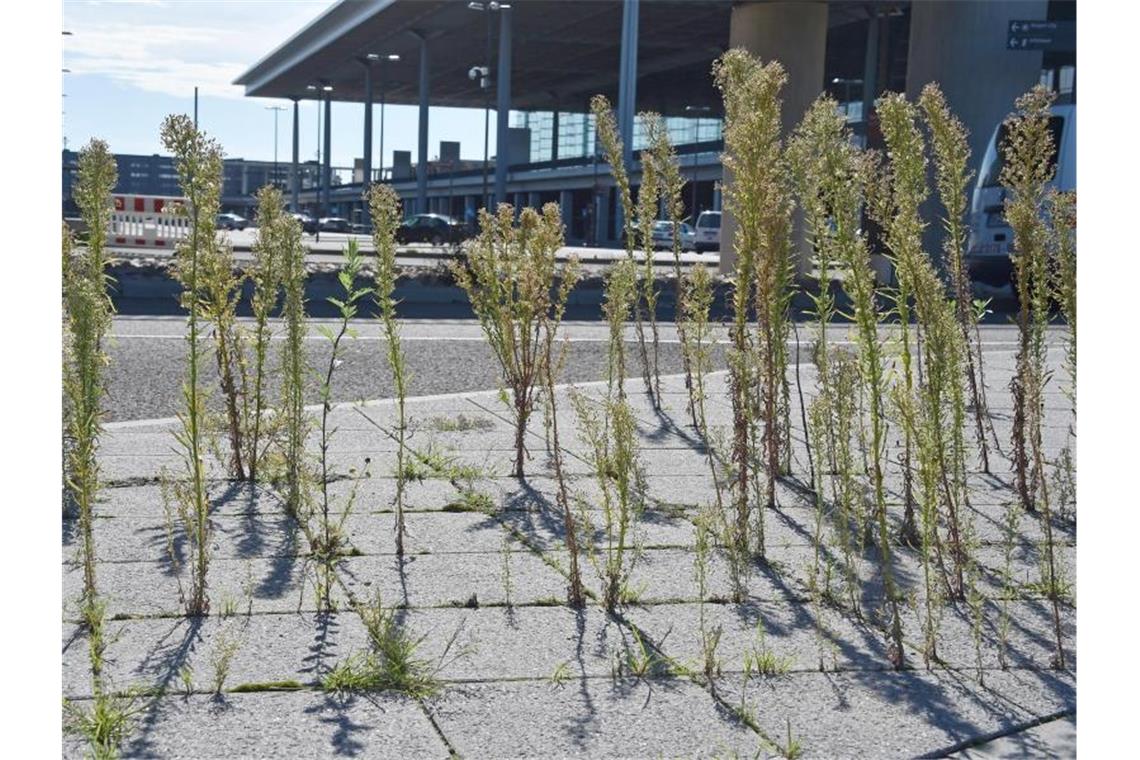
[
  {"xmin": 650, "ymin": 220, "xmax": 696, "ymax": 251},
  {"xmin": 694, "ymin": 211, "xmax": 721, "ymax": 252}
]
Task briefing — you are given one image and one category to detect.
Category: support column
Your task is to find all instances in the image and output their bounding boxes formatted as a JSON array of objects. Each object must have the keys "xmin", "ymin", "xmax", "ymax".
[
  {"xmin": 290, "ymin": 98, "xmax": 300, "ymax": 211},
  {"xmin": 416, "ymin": 34, "xmax": 430, "ymax": 215},
  {"xmin": 322, "ymin": 90, "xmax": 332, "ymax": 215},
  {"xmin": 617, "ymin": 0, "xmax": 639, "ymax": 170},
  {"xmin": 559, "ymin": 189, "xmax": 573, "ymax": 235},
  {"xmin": 860, "ymin": 9, "xmax": 881, "ymax": 143},
  {"xmin": 550, "ymin": 108, "xmax": 560, "ymax": 162},
  {"xmin": 527, "ymin": 191, "xmax": 541, "ymax": 210},
  {"xmin": 905, "ymin": 0, "xmax": 1047, "ymax": 256},
  {"xmin": 494, "ymin": 7, "xmax": 513, "ymax": 207},
  {"xmin": 720, "ymin": 0, "xmax": 828, "ymax": 276},
  {"xmin": 361, "ymin": 59, "xmax": 373, "ymax": 192}
]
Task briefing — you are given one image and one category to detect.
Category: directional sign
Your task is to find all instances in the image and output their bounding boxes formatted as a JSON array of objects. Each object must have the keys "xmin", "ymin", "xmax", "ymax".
[{"xmin": 1008, "ymin": 20, "xmax": 1075, "ymax": 52}]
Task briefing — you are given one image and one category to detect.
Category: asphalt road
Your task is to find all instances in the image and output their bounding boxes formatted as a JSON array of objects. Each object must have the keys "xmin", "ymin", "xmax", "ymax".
[{"xmin": 104, "ymin": 316, "xmax": 1039, "ymax": 423}]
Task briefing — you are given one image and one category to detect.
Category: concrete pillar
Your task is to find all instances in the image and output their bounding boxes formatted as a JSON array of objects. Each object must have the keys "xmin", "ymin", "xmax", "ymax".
[
  {"xmin": 559, "ymin": 189, "xmax": 573, "ymax": 233},
  {"xmin": 361, "ymin": 59, "xmax": 373, "ymax": 191},
  {"xmin": 417, "ymin": 35, "xmax": 430, "ymax": 215},
  {"xmin": 712, "ymin": 185, "xmax": 721, "ymax": 211},
  {"xmin": 290, "ymin": 98, "xmax": 300, "ymax": 211},
  {"xmin": 905, "ymin": 0, "xmax": 1047, "ymax": 257},
  {"xmin": 617, "ymin": 0, "xmax": 640, "ymax": 169},
  {"xmin": 720, "ymin": 0, "xmax": 828, "ymax": 276},
  {"xmin": 860, "ymin": 9, "xmax": 882, "ymax": 142},
  {"xmin": 527, "ymin": 191, "xmax": 541, "ymax": 210},
  {"xmin": 550, "ymin": 108, "xmax": 560, "ymax": 162},
  {"xmin": 514, "ymin": 192, "xmax": 526, "ymax": 213},
  {"xmin": 494, "ymin": 7, "xmax": 513, "ymax": 207},
  {"xmin": 322, "ymin": 91, "xmax": 332, "ymax": 214},
  {"xmin": 596, "ymin": 188, "xmax": 610, "ymax": 245}
]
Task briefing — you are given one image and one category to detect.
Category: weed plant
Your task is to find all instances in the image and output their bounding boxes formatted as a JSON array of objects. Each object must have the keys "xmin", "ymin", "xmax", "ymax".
[
  {"xmin": 209, "ymin": 623, "xmax": 244, "ymax": 695},
  {"xmin": 310, "ymin": 240, "xmax": 371, "ymax": 609},
  {"xmin": 645, "ymin": 112, "xmax": 698, "ymax": 427},
  {"xmin": 536, "ymin": 260, "xmax": 585, "ymax": 606},
  {"xmin": 452, "ymin": 203, "xmax": 577, "ymax": 477},
  {"xmin": 635, "ymin": 111, "xmax": 666, "ymax": 406},
  {"xmin": 603, "ymin": 257, "xmax": 638, "ymax": 400},
  {"xmin": 591, "ymin": 95, "xmax": 658, "ymax": 405},
  {"xmin": 714, "ymin": 49, "xmax": 794, "ymax": 561},
  {"xmin": 571, "ymin": 387, "xmax": 646, "ymax": 611},
  {"xmin": 919, "ymin": 84, "xmax": 994, "ymax": 474},
  {"xmin": 1000, "ymin": 86, "xmax": 1066, "ymax": 667},
  {"xmin": 1048, "ymin": 189, "xmax": 1076, "ymax": 519},
  {"xmin": 242, "ymin": 186, "xmax": 287, "ymax": 481},
  {"xmin": 64, "ymin": 689, "xmax": 146, "ymax": 760},
  {"xmin": 161, "ymin": 114, "xmax": 224, "ymax": 616},
  {"xmin": 64, "ymin": 139, "xmax": 117, "ymax": 652},
  {"xmin": 368, "ymin": 184, "xmax": 411, "ymax": 554},
  {"xmin": 277, "ymin": 200, "xmax": 310, "ymax": 519},
  {"xmin": 198, "ymin": 228, "xmax": 247, "ymax": 480},
  {"xmin": 823, "ymin": 122, "xmax": 906, "ymax": 668},
  {"xmin": 323, "ymin": 592, "xmax": 468, "ymax": 696},
  {"xmin": 876, "ymin": 93, "xmax": 971, "ymax": 601}
]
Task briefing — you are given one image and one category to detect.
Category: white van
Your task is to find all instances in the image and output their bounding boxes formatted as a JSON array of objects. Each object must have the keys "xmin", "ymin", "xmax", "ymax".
[
  {"xmin": 694, "ymin": 210, "xmax": 721, "ymax": 252},
  {"xmin": 966, "ymin": 103, "xmax": 1075, "ymax": 286}
]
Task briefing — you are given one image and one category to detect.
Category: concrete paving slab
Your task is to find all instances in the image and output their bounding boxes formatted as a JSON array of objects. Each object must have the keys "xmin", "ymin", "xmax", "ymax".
[
  {"xmin": 950, "ymin": 714, "xmax": 1075, "ymax": 758},
  {"xmin": 426, "ymin": 677, "xmax": 762, "ymax": 758},
  {"xmin": 337, "ymin": 550, "xmax": 569, "ymax": 608},
  {"xmin": 717, "ymin": 669, "xmax": 1074, "ymax": 759},
  {"xmin": 65, "ymin": 690, "xmax": 448, "ymax": 759}
]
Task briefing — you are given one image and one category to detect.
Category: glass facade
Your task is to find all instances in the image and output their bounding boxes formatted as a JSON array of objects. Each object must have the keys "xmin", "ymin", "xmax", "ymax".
[{"xmin": 510, "ymin": 111, "xmax": 723, "ymax": 164}]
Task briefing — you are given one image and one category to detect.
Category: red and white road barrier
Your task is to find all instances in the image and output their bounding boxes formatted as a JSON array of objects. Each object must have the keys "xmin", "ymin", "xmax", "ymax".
[{"xmin": 109, "ymin": 195, "xmax": 190, "ymax": 249}]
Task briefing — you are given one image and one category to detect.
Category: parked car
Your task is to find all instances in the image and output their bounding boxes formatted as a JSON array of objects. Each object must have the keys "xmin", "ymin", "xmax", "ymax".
[
  {"xmin": 650, "ymin": 220, "xmax": 696, "ymax": 251},
  {"xmin": 216, "ymin": 212, "xmax": 248, "ymax": 231},
  {"xmin": 289, "ymin": 212, "xmax": 318, "ymax": 234},
  {"xmin": 694, "ymin": 210, "xmax": 721, "ymax": 252},
  {"xmin": 395, "ymin": 213, "xmax": 470, "ymax": 246},
  {"xmin": 318, "ymin": 216, "xmax": 351, "ymax": 233},
  {"xmin": 966, "ymin": 103, "xmax": 1075, "ymax": 287}
]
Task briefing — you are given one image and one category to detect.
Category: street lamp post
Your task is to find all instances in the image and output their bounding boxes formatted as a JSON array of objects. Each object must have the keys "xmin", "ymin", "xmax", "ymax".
[
  {"xmin": 365, "ymin": 53, "xmax": 400, "ymax": 185},
  {"xmin": 467, "ymin": 2, "xmax": 510, "ymax": 210},
  {"xmin": 266, "ymin": 105, "xmax": 286, "ymax": 189}
]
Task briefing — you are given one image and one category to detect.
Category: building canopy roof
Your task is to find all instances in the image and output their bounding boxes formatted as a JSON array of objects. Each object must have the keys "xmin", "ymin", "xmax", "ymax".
[{"xmin": 235, "ymin": 0, "xmax": 736, "ymax": 115}]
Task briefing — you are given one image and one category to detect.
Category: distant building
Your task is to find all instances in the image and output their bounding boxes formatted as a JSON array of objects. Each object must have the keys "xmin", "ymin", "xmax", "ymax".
[{"xmin": 61, "ymin": 150, "xmax": 318, "ymax": 217}]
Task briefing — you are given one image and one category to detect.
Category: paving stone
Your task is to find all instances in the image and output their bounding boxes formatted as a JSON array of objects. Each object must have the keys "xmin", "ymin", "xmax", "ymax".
[
  {"xmin": 65, "ymin": 690, "xmax": 448, "ymax": 759},
  {"xmin": 716, "ymin": 669, "xmax": 1074, "ymax": 759},
  {"xmin": 62, "ymin": 612, "xmax": 365, "ymax": 698},
  {"xmin": 63, "ymin": 555, "xmax": 321, "ymax": 619},
  {"xmin": 951, "ymin": 714, "xmax": 1075, "ymax": 758},
  {"xmin": 337, "ymin": 550, "xmax": 569, "ymax": 608},
  {"xmin": 426, "ymin": 678, "xmax": 762, "ymax": 758}
]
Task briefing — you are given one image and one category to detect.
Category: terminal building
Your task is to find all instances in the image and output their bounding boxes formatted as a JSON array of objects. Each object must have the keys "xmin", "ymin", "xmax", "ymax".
[{"xmin": 225, "ymin": 0, "xmax": 1074, "ymax": 267}]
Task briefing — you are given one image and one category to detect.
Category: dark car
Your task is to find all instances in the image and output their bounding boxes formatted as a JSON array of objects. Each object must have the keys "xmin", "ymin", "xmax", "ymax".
[
  {"xmin": 290, "ymin": 212, "xmax": 318, "ymax": 234},
  {"xmin": 395, "ymin": 213, "xmax": 470, "ymax": 247},
  {"xmin": 319, "ymin": 216, "xmax": 351, "ymax": 233},
  {"xmin": 216, "ymin": 212, "xmax": 248, "ymax": 231}
]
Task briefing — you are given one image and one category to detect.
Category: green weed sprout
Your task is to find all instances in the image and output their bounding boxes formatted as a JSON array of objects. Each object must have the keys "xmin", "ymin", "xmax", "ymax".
[
  {"xmin": 243, "ymin": 185, "xmax": 287, "ymax": 481},
  {"xmin": 161, "ymin": 114, "xmax": 224, "ymax": 616},
  {"xmin": 1001, "ymin": 85, "xmax": 1067, "ymax": 668},
  {"xmin": 452, "ymin": 203, "xmax": 577, "ymax": 478},
  {"xmin": 369, "ymin": 184, "xmax": 411, "ymax": 555},
  {"xmin": 323, "ymin": 592, "xmax": 469, "ymax": 697},
  {"xmin": 1048, "ymin": 189, "xmax": 1076, "ymax": 519},
  {"xmin": 64, "ymin": 688, "xmax": 146, "ymax": 760}
]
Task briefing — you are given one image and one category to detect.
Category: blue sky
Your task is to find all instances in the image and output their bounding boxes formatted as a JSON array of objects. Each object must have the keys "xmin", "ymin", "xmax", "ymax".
[{"xmin": 62, "ymin": 0, "xmax": 497, "ymax": 167}]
